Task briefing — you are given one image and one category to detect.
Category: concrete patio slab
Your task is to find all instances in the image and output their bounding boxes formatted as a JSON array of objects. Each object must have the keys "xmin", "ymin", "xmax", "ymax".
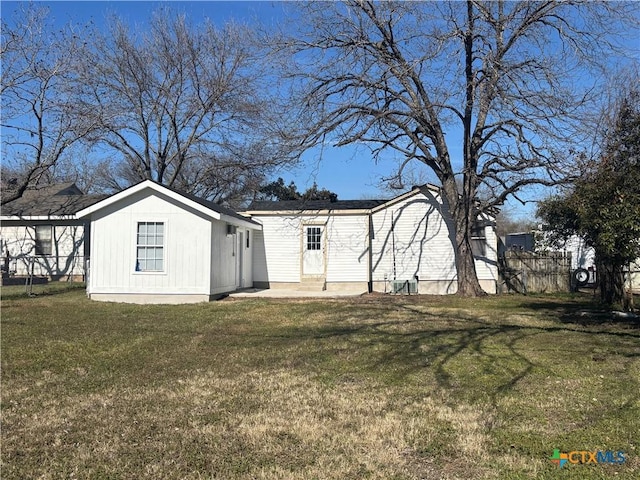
[{"xmin": 229, "ymin": 288, "xmax": 366, "ymax": 298}]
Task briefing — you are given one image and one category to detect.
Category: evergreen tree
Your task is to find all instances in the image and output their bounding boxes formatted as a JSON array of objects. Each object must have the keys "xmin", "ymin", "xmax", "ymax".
[{"xmin": 538, "ymin": 91, "xmax": 640, "ymax": 308}]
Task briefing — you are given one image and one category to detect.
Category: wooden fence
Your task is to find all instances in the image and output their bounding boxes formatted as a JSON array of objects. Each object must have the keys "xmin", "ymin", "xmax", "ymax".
[{"xmin": 498, "ymin": 251, "xmax": 572, "ymax": 294}]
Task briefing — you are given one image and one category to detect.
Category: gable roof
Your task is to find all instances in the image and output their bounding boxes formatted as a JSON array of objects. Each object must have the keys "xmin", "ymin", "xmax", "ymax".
[
  {"xmin": 1, "ymin": 183, "xmax": 107, "ymax": 219},
  {"xmin": 76, "ymin": 180, "xmax": 261, "ymax": 229}
]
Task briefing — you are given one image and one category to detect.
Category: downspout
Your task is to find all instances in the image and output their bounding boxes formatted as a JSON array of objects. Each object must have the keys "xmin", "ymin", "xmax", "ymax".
[
  {"xmin": 391, "ymin": 211, "xmax": 397, "ymax": 281},
  {"xmin": 368, "ymin": 211, "xmax": 373, "ymax": 293}
]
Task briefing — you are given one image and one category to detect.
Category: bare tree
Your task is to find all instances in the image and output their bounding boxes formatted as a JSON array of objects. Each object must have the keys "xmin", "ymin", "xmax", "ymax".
[
  {"xmin": 279, "ymin": 0, "xmax": 638, "ymax": 295},
  {"xmin": 1, "ymin": 6, "xmax": 93, "ymax": 204},
  {"xmin": 77, "ymin": 10, "xmax": 297, "ymax": 203}
]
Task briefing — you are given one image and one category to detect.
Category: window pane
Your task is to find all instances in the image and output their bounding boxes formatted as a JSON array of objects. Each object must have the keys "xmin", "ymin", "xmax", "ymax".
[
  {"xmin": 35, "ymin": 225, "xmax": 52, "ymax": 255},
  {"xmin": 136, "ymin": 222, "xmax": 164, "ymax": 271},
  {"xmin": 307, "ymin": 227, "xmax": 321, "ymax": 250},
  {"xmin": 36, "ymin": 225, "xmax": 52, "ymax": 241}
]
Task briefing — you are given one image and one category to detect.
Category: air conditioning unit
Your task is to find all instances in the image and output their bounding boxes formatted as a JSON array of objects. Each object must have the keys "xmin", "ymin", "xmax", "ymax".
[
  {"xmin": 226, "ymin": 224, "xmax": 237, "ymax": 235},
  {"xmin": 391, "ymin": 279, "xmax": 418, "ymax": 294}
]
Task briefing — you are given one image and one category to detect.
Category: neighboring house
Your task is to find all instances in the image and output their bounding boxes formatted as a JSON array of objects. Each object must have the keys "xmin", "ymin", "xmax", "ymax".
[
  {"xmin": 0, "ymin": 183, "xmax": 104, "ymax": 282},
  {"xmin": 503, "ymin": 232, "xmax": 535, "ymax": 252},
  {"xmin": 556, "ymin": 235, "xmax": 596, "ymax": 271},
  {"xmin": 243, "ymin": 185, "xmax": 498, "ymax": 295},
  {"xmin": 76, "ymin": 180, "xmax": 261, "ymax": 304},
  {"xmin": 630, "ymin": 259, "xmax": 640, "ymax": 294}
]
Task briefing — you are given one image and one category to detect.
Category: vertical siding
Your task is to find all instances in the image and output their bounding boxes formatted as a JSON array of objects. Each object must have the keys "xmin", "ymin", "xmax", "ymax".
[
  {"xmin": 89, "ymin": 190, "xmax": 211, "ymax": 295},
  {"xmin": 210, "ymin": 220, "xmax": 237, "ymax": 294},
  {"xmin": 252, "ymin": 228, "xmax": 268, "ymax": 282},
  {"xmin": 242, "ymin": 229, "xmax": 253, "ymax": 288}
]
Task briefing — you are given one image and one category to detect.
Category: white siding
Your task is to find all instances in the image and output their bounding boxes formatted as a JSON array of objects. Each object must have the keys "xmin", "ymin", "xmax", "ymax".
[
  {"xmin": 325, "ymin": 214, "xmax": 369, "ymax": 283},
  {"xmin": 371, "ymin": 194, "xmax": 456, "ymax": 284},
  {"xmin": 251, "ymin": 213, "xmax": 370, "ymax": 284},
  {"xmin": 371, "ymin": 191, "xmax": 498, "ymax": 293},
  {"xmin": 89, "ymin": 190, "xmax": 211, "ymax": 296},
  {"xmin": 247, "ymin": 189, "xmax": 497, "ymax": 294},
  {"xmin": 561, "ymin": 235, "xmax": 596, "ymax": 270},
  {"xmin": 252, "ymin": 215, "xmax": 303, "ymax": 283},
  {"xmin": 210, "ymin": 220, "xmax": 237, "ymax": 294},
  {"xmin": 0, "ymin": 221, "xmax": 86, "ymax": 279},
  {"xmin": 474, "ymin": 213, "xmax": 499, "ymax": 283}
]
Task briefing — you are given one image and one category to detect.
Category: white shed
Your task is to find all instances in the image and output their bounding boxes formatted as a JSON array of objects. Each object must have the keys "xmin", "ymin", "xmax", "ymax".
[
  {"xmin": 243, "ymin": 185, "xmax": 498, "ymax": 295},
  {"xmin": 77, "ymin": 180, "xmax": 261, "ymax": 304}
]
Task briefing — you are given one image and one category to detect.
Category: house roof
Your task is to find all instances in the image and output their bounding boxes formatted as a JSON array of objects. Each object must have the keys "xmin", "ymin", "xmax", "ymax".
[
  {"xmin": 247, "ymin": 198, "xmax": 388, "ymax": 211},
  {"xmin": 76, "ymin": 180, "xmax": 261, "ymax": 229},
  {"xmin": 244, "ymin": 185, "xmax": 443, "ymax": 214},
  {"xmin": 1, "ymin": 183, "xmax": 107, "ymax": 219},
  {"xmin": 160, "ymin": 183, "xmax": 261, "ymax": 227}
]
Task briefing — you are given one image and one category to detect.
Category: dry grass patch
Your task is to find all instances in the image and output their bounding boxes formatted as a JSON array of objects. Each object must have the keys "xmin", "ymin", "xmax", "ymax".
[{"xmin": 2, "ymin": 290, "xmax": 639, "ymax": 479}]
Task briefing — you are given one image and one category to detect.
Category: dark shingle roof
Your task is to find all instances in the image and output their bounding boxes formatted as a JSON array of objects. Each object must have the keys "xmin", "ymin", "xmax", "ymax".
[
  {"xmin": 246, "ymin": 198, "xmax": 388, "ymax": 212},
  {"xmin": 156, "ymin": 182, "xmax": 261, "ymax": 226},
  {"xmin": 1, "ymin": 183, "xmax": 107, "ymax": 218}
]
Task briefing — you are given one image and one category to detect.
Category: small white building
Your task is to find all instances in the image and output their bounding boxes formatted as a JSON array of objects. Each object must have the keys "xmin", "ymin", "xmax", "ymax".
[
  {"xmin": 0, "ymin": 183, "xmax": 104, "ymax": 282},
  {"xmin": 77, "ymin": 180, "xmax": 261, "ymax": 304},
  {"xmin": 559, "ymin": 235, "xmax": 596, "ymax": 271},
  {"xmin": 243, "ymin": 185, "xmax": 498, "ymax": 295}
]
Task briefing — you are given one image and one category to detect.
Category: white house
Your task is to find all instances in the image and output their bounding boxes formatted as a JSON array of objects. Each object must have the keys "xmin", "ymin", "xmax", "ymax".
[
  {"xmin": 0, "ymin": 183, "xmax": 104, "ymax": 282},
  {"xmin": 76, "ymin": 180, "xmax": 261, "ymax": 304},
  {"xmin": 243, "ymin": 185, "xmax": 498, "ymax": 295},
  {"xmin": 557, "ymin": 235, "xmax": 596, "ymax": 271}
]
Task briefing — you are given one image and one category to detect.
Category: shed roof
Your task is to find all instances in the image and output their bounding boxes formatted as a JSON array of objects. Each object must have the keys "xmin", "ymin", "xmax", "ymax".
[
  {"xmin": 161, "ymin": 183, "xmax": 262, "ymax": 226},
  {"xmin": 76, "ymin": 180, "xmax": 261, "ymax": 229}
]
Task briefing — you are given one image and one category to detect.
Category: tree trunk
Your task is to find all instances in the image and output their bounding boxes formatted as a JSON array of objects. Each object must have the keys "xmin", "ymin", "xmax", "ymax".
[
  {"xmin": 441, "ymin": 178, "xmax": 487, "ymax": 297},
  {"xmin": 455, "ymin": 227, "xmax": 487, "ymax": 296},
  {"xmin": 597, "ymin": 258, "xmax": 625, "ymax": 308}
]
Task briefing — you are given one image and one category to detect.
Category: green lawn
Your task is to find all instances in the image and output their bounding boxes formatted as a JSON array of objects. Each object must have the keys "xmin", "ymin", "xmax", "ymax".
[{"xmin": 1, "ymin": 287, "xmax": 638, "ymax": 479}]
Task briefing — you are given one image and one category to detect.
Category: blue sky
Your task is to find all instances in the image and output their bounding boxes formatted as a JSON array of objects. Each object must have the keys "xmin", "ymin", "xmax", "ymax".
[
  {"xmin": 5, "ymin": 1, "xmax": 632, "ymax": 219},
  {"xmin": 3, "ymin": 1, "xmax": 400, "ymax": 202}
]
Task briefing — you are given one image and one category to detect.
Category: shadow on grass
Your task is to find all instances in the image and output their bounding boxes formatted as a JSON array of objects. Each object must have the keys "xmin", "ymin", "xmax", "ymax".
[
  {"xmin": 519, "ymin": 298, "xmax": 640, "ymax": 328},
  {"xmin": 0, "ymin": 282, "xmax": 86, "ymax": 300},
  {"xmin": 241, "ymin": 296, "xmax": 640, "ymax": 409}
]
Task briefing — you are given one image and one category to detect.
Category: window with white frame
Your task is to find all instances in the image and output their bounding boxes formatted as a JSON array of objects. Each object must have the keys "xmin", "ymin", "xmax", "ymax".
[
  {"xmin": 35, "ymin": 225, "xmax": 52, "ymax": 256},
  {"xmin": 136, "ymin": 222, "xmax": 164, "ymax": 272}
]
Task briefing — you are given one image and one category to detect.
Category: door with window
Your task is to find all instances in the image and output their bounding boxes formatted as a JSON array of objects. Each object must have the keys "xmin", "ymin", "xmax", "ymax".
[{"xmin": 302, "ymin": 225, "xmax": 324, "ymax": 276}]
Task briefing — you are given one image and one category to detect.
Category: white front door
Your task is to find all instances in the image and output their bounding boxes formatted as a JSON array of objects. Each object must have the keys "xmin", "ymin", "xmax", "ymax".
[{"xmin": 303, "ymin": 225, "xmax": 324, "ymax": 276}]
